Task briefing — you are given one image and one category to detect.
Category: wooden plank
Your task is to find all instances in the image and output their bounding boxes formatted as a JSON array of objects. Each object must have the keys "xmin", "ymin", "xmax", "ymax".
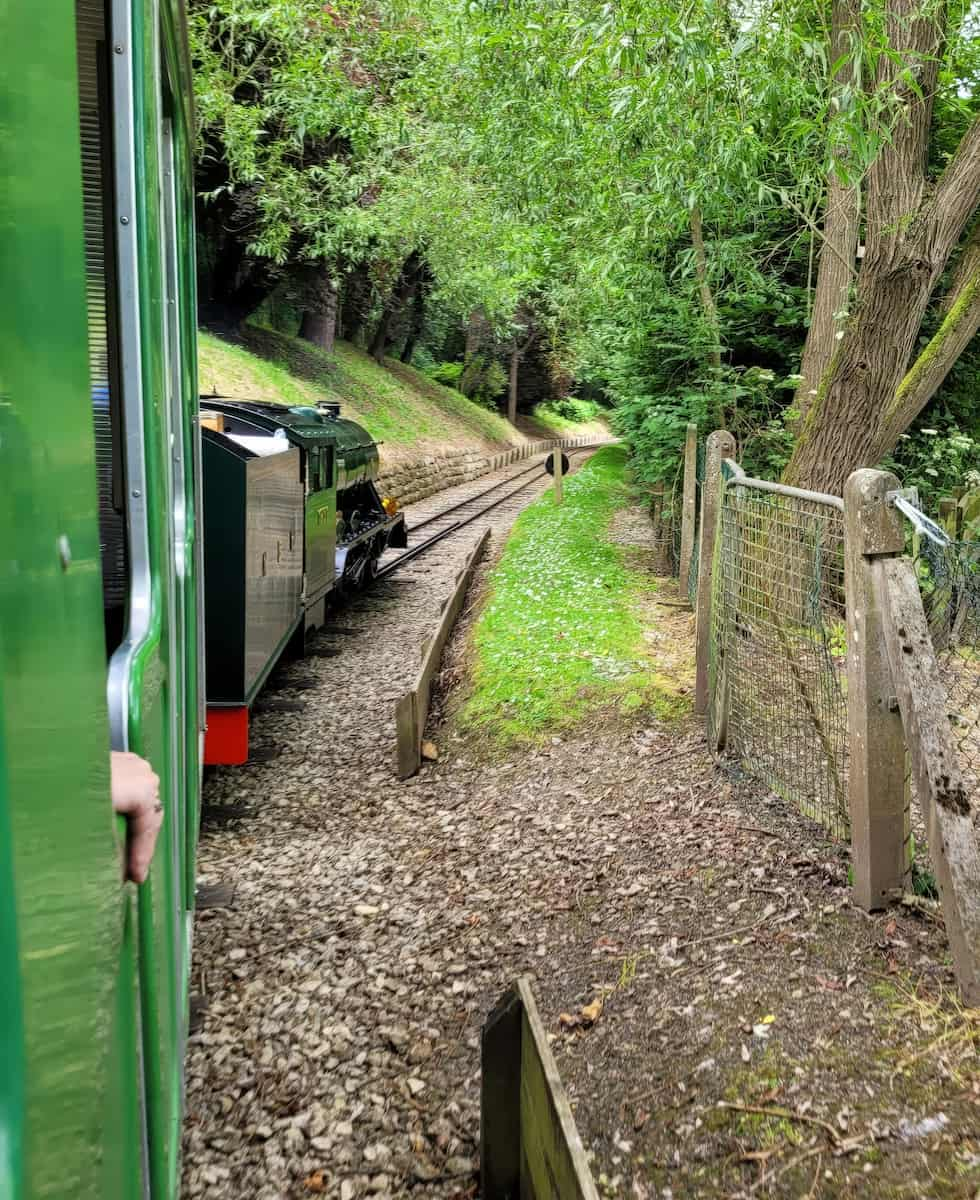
[
  {"xmin": 481, "ymin": 986, "xmax": 523, "ymax": 1199},
  {"xmin": 395, "ymin": 692, "xmax": 418, "ymax": 780},
  {"xmin": 678, "ymin": 422, "xmax": 698, "ymax": 596},
  {"xmin": 394, "ymin": 528, "xmax": 492, "ymax": 779},
  {"xmin": 481, "ymin": 977, "xmax": 598, "ymax": 1200},
  {"xmin": 195, "ymin": 881, "xmax": 236, "ymax": 910},
  {"xmin": 878, "ymin": 556, "xmax": 980, "ymax": 1004},
  {"xmin": 844, "ymin": 469, "xmax": 908, "ymax": 910},
  {"xmin": 518, "ymin": 980, "xmax": 598, "ymax": 1200}
]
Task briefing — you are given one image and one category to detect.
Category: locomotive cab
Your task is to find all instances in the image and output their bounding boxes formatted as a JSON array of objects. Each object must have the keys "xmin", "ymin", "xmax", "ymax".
[{"xmin": 202, "ymin": 398, "xmax": 407, "ymax": 613}]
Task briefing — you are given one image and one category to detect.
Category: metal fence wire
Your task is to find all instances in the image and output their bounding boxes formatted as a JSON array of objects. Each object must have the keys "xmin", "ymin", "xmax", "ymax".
[
  {"xmin": 649, "ymin": 437, "xmax": 707, "ymax": 584},
  {"xmin": 709, "ymin": 470, "xmax": 850, "ymax": 839},
  {"xmin": 905, "ymin": 513, "xmax": 980, "ymax": 805},
  {"xmin": 686, "ymin": 441, "xmax": 705, "ymax": 606}
]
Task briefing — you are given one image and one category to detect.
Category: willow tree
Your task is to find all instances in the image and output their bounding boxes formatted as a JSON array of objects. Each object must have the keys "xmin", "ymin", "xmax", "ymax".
[{"xmin": 784, "ymin": 0, "xmax": 980, "ymax": 494}]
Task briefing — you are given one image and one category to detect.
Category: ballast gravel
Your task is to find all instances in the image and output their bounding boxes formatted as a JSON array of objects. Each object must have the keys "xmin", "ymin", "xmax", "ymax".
[{"xmin": 181, "ymin": 455, "xmax": 588, "ymax": 1199}]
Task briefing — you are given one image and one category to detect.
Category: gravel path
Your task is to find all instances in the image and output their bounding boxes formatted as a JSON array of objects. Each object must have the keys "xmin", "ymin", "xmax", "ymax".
[
  {"xmin": 182, "ymin": 472, "xmax": 973, "ymax": 1200},
  {"xmin": 181, "ymin": 454, "xmax": 588, "ymax": 1199}
]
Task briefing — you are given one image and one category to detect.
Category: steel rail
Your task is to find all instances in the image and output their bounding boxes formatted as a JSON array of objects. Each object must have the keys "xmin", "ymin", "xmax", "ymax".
[
  {"xmin": 408, "ymin": 457, "xmax": 547, "ymax": 534},
  {"xmin": 375, "ymin": 444, "xmax": 601, "ymax": 580}
]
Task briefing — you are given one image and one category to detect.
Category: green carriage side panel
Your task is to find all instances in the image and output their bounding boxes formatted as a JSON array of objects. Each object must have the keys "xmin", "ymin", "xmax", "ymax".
[
  {"xmin": 162, "ymin": 0, "xmax": 205, "ymax": 916},
  {"xmin": 0, "ymin": 3, "xmax": 145, "ymax": 1197},
  {"xmin": 0, "ymin": 691, "xmax": 25, "ymax": 1200},
  {"xmin": 107, "ymin": 0, "xmax": 201, "ymax": 1194}
]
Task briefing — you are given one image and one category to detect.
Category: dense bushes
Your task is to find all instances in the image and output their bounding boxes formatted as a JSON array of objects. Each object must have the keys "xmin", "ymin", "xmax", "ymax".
[
  {"xmin": 423, "ymin": 355, "xmax": 508, "ymax": 410},
  {"xmin": 535, "ymin": 397, "xmax": 602, "ymax": 423}
]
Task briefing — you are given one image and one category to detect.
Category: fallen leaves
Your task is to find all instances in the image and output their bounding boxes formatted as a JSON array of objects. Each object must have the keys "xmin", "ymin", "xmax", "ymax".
[
  {"xmin": 751, "ymin": 1013, "xmax": 777, "ymax": 1039},
  {"xmin": 559, "ymin": 995, "xmax": 604, "ymax": 1032}
]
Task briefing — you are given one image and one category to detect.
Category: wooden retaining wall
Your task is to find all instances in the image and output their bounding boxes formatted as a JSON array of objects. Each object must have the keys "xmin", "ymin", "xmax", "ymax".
[
  {"xmin": 481, "ymin": 977, "xmax": 598, "ymax": 1200},
  {"xmin": 395, "ymin": 527, "xmax": 492, "ymax": 780}
]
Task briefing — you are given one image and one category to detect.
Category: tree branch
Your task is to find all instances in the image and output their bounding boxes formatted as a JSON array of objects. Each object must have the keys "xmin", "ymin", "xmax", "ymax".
[
  {"xmin": 874, "ymin": 223, "xmax": 980, "ymax": 457},
  {"xmin": 690, "ymin": 204, "xmax": 721, "ymax": 370},
  {"xmin": 519, "ymin": 327, "xmax": 539, "ymax": 357},
  {"xmin": 780, "ymin": 192, "xmax": 859, "ymax": 281},
  {"xmin": 926, "ymin": 114, "xmax": 980, "ymax": 262},
  {"xmin": 790, "ymin": 0, "xmax": 862, "ymax": 431}
]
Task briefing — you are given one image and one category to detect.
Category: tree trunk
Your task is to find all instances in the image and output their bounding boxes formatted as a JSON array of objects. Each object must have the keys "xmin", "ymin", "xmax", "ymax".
[
  {"xmin": 369, "ymin": 252, "xmax": 420, "ymax": 364},
  {"xmin": 465, "ymin": 308, "xmax": 486, "ymax": 361},
  {"xmin": 792, "ymin": 0, "xmax": 861, "ymax": 431},
  {"xmin": 400, "ymin": 333, "xmax": 419, "ymax": 364},
  {"xmin": 340, "ymin": 264, "xmax": 371, "ymax": 344},
  {"xmin": 508, "ymin": 343, "xmax": 519, "ymax": 424},
  {"xmin": 782, "ymin": 4, "xmax": 980, "ymax": 496},
  {"xmin": 689, "ymin": 204, "xmax": 721, "ymax": 370},
  {"xmin": 401, "ymin": 270, "xmax": 428, "ymax": 364},
  {"xmin": 196, "ymin": 232, "xmax": 274, "ymax": 333},
  {"xmin": 298, "ymin": 266, "xmax": 338, "ymax": 354}
]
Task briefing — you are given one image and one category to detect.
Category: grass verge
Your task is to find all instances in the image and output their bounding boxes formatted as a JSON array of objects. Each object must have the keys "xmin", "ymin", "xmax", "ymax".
[{"xmin": 458, "ymin": 444, "xmax": 687, "ymax": 745}]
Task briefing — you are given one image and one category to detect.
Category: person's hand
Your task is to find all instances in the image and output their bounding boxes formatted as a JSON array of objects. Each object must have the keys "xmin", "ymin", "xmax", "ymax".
[{"xmin": 110, "ymin": 751, "xmax": 162, "ymax": 884}]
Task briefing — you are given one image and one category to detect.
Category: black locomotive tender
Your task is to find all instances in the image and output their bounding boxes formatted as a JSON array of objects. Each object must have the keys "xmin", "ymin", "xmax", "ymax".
[{"xmin": 200, "ymin": 398, "xmax": 407, "ymax": 763}]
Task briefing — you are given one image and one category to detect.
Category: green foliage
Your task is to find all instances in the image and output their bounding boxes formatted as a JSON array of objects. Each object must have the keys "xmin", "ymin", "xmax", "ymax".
[
  {"xmin": 911, "ymin": 859, "xmax": 940, "ymax": 901},
  {"xmin": 530, "ymin": 400, "xmax": 605, "ymax": 434},
  {"xmin": 191, "ymin": 0, "xmax": 980, "ymax": 486},
  {"xmin": 424, "ymin": 361, "xmax": 465, "ymax": 388},
  {"xmin": 538, "ymin": 397, "xmax": 602, "ymax": 423},
  {"xmin": 458, "ymin": 354, "xmax": 508, "ymax": 409},
  {"xmin": 460, "ymin": 446, "xmax": 687, "ymax": 744},
  {"xmin": 885, "ymin": 424, "xmax": 980, "ymax": 513},
  {"xmin": 422, "ymin": 356, "xmax": 507, "ymax": 410},
  {"xmin": 190, "ymin": 1, "xmax": 406, "ymax": 267}
]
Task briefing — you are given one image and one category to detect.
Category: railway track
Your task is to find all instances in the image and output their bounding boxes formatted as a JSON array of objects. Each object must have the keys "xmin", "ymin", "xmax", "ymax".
[{"xmin": 375, "ymin": 444, "xmax": 605, "ymax": 579}]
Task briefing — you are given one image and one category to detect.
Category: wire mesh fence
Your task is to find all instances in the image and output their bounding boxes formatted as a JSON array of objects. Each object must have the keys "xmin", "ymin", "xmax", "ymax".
[
  {"xmin": 649, "ymin": 487, "xmax": 681, "ymax": 574},
  {"xmin": 686, "ymin": 444, "xmax": 980, "ymax": 993},
  {"xmin": 709, "ymin": 472, "xmax": 850, "ymax": 839},
  {"xmin": 646, "ymin": 436, "xmax": 704, "ymax": 589},
  {"xmin": 686, "ymin": 441, "xmax": 705, "ymax": 605},
  {"xmin": 907, "ymin": 517, "xmax": 980, "ymax": 808}
]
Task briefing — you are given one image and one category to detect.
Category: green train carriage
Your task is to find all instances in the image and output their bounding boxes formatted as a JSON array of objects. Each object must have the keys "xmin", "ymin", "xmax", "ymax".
[
  {"xmin": 1, "ymin": 0, "xmax": 413, "ymax": 1191},
  {"xmin": 0, "ymin": 1, "xmax": 201, "ymax": 1196}
]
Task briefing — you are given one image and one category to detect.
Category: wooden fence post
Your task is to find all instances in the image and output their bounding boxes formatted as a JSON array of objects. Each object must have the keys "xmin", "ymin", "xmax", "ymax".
[
  {"xmin": 694, "ymin": 429, "xmax": 736, "ymax": 715},
  {"xmin": 878, "ymin": 556, "xmax": 980, "ymax": 1004},
  {"xmin": 939, "ymin": 496, "xmax": 960, "ymax": 539},
  {"xmin": 554, "ymin": 443, "xmax": 564, "ymax": 505},
  {"xmin": 843, "ymin": 469, "xmax": 908, "ymax": 910},
  {"xmin": 678, "ymin": 423, "xmax": 698, "ymax": 597}
]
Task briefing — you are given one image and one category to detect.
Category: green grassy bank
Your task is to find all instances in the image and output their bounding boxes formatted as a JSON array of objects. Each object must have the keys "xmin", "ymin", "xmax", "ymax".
[
  {"xmin": 198, "ymin": 327, "xmax": 603, "ymax": 453},
  {"xmin": 458, "ymin": 445, "xmax": 687, "ymax": 745}
]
